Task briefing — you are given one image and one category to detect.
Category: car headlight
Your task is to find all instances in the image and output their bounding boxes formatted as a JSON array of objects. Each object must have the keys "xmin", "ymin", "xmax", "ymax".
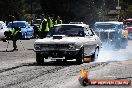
[{"xmin": 34, "ymin": 44, "xmax": 41, "ymax": 50}]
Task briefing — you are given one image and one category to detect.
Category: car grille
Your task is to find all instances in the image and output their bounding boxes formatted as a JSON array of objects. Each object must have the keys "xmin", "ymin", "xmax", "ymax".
[
  {"xmin": 96, "ymin": 31, "xmax": 115, "ymax": 41},
  {"xmin": 41, "ymin": 44, "xmax": 70, "ymax": 50}
]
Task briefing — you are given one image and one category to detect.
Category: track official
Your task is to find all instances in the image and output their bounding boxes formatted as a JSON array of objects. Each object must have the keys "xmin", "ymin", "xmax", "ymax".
[
  {"xmin": 39, "ymin": 19, "xmax": 49, "ymax": 39},
  {"xmin": 11, "ymin": 27, "xmax": 21, "ymax": 50},
  {"xmin": 54, "ymin": 16, "xmax": 62, "ymax": 25}
]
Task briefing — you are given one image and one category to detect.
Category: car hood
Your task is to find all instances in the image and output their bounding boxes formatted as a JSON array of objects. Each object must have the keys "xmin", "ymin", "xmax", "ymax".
[{"xmin": 35, "ymin": 35, "xmax": 86, "ymax": 45}]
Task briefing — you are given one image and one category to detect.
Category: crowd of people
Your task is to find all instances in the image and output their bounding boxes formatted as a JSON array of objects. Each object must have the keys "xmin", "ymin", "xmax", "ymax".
[
  {"xmin": 4, "ymin": 15, "xmax": 63, "ymax": 51},
  {"xmin": 33, "ymin": 15, "xmax": 63, "ymax": 39}
]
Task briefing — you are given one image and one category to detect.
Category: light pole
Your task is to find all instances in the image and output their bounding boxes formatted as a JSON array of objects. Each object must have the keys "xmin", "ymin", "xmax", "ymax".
[
  {"xmin": 118, "ymin": 0, "xmax": 119, "ymax": 7},
  {"xmin": 116, "ymin": 0, "xmax": 121, "ymax": 21},
  {"xmin": 30, "ymin": 0, "xmax": 33, "ymax": 25},
  {"xmin": 118, "ymin": 0, "xmax": 119, "ymax": 20}
]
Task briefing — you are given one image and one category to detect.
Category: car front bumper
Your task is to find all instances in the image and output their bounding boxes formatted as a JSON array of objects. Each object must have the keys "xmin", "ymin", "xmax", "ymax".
[{"xmin": 35, "ymin": 49, "xmax": 80, "ymax": 60}]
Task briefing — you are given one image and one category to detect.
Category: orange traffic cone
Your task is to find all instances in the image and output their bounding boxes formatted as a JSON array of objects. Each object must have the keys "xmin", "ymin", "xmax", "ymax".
[
  {"xmin": 79, "ymin": 67, "xmax": 90, "ymax": 86},
  {"xmin": 84, "ymin": 71, "xmax": 88, "ymax": 78},
  {"xmin": 81, "ymin": 67, "xmax": 88, "ymax": 78}
]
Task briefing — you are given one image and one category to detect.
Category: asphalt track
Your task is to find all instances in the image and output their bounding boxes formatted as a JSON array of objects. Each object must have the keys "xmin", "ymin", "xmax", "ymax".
[{"xmin": 0, "ymin": 39, "xmax": 132, "ymax": 88}]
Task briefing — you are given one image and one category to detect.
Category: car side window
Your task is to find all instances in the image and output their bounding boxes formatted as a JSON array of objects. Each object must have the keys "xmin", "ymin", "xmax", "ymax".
[{"xmin": 86, "ymin": 28, "xmax": 94, "ymax": 36}]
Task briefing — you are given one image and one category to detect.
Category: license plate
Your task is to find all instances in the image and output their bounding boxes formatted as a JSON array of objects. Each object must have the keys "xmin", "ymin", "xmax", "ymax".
[{"xmin": 49, "ymin": 57, "xmax": 65, "ymax": 60}]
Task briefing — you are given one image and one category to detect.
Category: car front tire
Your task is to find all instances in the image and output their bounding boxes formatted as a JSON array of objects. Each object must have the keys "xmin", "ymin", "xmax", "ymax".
[
  {"xmin": 36, "ymin": 52, "xmax": 44, "ymax": 65},
  {"xmin": 76, "ymin": 48, "xmax": 84, "ymax": 64}
]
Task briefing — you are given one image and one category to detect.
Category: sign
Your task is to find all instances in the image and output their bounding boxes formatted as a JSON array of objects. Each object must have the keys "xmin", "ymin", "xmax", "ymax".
[{"xmin": 116, "ymin": 6, "xmax": 121, "ymax": 10}]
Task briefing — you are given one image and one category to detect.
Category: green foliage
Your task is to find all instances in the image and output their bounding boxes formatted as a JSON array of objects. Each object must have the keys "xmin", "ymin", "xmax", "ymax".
[{"xmin": 0, "ymin": 0, "xmax": 132, "ymax": 24}]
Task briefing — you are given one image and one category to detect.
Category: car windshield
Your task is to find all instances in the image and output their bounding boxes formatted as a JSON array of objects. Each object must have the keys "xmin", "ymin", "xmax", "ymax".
[
  {"xmin": 7, "ymin": 22, "xmax": 26, "ymax": 28},
  {"xmin": 95, "ymin": 23, "xmax": 117, "ymax": 29},
  {"xmin": 48, "ymin": 25, "xmax": 85, "ymax": 37}
]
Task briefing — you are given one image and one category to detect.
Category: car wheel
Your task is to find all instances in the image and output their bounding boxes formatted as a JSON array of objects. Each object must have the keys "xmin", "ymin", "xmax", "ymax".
[
  {"xmin": 36, "ymin": 52, "xmax": 44, "ymax": 65},
  {"xmin": 62, "ymin": 59, "xmax": 67, "ymax": 65},
  {"xmin": 24, "ymin": 32, "xmax": 27, "ymax": 39},
  {"xmin": 76, "ymin": 47, "xmax": 84, "ymax": 64},
  {"xmin": 91, "ymin": 48, "xmax": 99, "ymax": 62}
]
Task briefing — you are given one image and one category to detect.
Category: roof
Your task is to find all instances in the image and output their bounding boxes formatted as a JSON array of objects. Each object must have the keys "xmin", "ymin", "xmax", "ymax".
[
  {"xmin": 95, "ymin": 21, "xmax": 123, "ymax": 25},
  {"xmin": 8, "ymin": 21, "xmax": 27, "ymax": 23},
  {"xmin": 54, "ymin": 24, "xmax": 87, "ymax": 27}
]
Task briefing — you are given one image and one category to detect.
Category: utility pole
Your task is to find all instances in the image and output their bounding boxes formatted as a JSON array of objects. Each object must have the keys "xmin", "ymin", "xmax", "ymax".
[
  {"xmin": 118, "ymin": 0, "xmax": 119, "ymax": 20},
  {"xmin": 30, "ymin": 0, "xmax": 33, "ymax": 25},
  {"xmin": 116, "ymin": 0, "xmax": 121, "ymax": 21}
]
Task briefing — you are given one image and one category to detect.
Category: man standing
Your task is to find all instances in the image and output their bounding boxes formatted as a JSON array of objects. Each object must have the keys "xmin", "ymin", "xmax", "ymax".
[
  {"xmin": 39, "ymin": 18, "xmax": 49, "ymax": 39},
  {"xmin": 54, "ymin": 16, "xmax": 62, "ymax": 25},
  {"xmin": 47, "ymin": 16, "xmax": 53, "ymax": 29},
  {"xmin": 33, "ymin": 25, "xmax": 39, "ymax": 38},
  {"xmin": 11, "ymin": 27, "xmax": 21, "ymax": 51}
]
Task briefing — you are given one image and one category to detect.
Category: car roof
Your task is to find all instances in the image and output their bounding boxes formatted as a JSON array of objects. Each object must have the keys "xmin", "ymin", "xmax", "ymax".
[
  {"xmin": 95, "ymin": 21, "xmax": 123, "ymax": 25},
  {"xmin": 54, "ymin": 24, "xmax": 87, "ymax": 27},
  {"xmin": 9, "ymin": 21, "xmax": 27, "ymax": 23},
  {"xmin": 125, "ymin": 19, "xmax": 132, "ymax": 21},
  {"xmin": 0, "ymin": 21, "xmax": 5, "ymax": 24}
]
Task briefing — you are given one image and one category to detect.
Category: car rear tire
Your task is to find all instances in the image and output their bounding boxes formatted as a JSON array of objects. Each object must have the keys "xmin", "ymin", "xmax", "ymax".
[
  {"xmin": 91, "ymin": 48, "xmax": 99, "ymax": 62},
  {"xmin": 36, "ymin": 52, "xmax": 44, "ymax": 65},
  {"xmin": 76, "ymin": 48, "xmax": 84, "ymax": 64}
]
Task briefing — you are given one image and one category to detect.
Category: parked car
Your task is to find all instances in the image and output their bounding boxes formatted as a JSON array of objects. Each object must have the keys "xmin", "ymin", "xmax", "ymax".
[
  {"xmin": 34, "ymin": 23, "xmax": 101, "ymax": 65},
  {"xmin": 94, "ymin": 21, "xmax": 128, "ymax": 49},
  {"xmin": 31, "ymin": 19, "xmax": 42, "ymax": 28},
  {"xmin": 0, "ymin": 21, "xmax": 8, "ymax": 41},
  {"xmin": 7, "ymin": 21, "xmax": 34, "ymax": 39}
]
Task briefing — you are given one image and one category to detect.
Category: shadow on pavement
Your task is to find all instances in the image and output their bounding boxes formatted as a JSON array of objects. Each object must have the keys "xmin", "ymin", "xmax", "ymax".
[
  {"xmin": 23, "ymin": 61, "xmax": 81, "ymax": 66},
  {"xmin": 0, "ymin": 49, "xmax": 18, "ymax": 52},
  {"xmin": 42, "ymin": 61, "xmax": 80, "ymax": 66}
]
